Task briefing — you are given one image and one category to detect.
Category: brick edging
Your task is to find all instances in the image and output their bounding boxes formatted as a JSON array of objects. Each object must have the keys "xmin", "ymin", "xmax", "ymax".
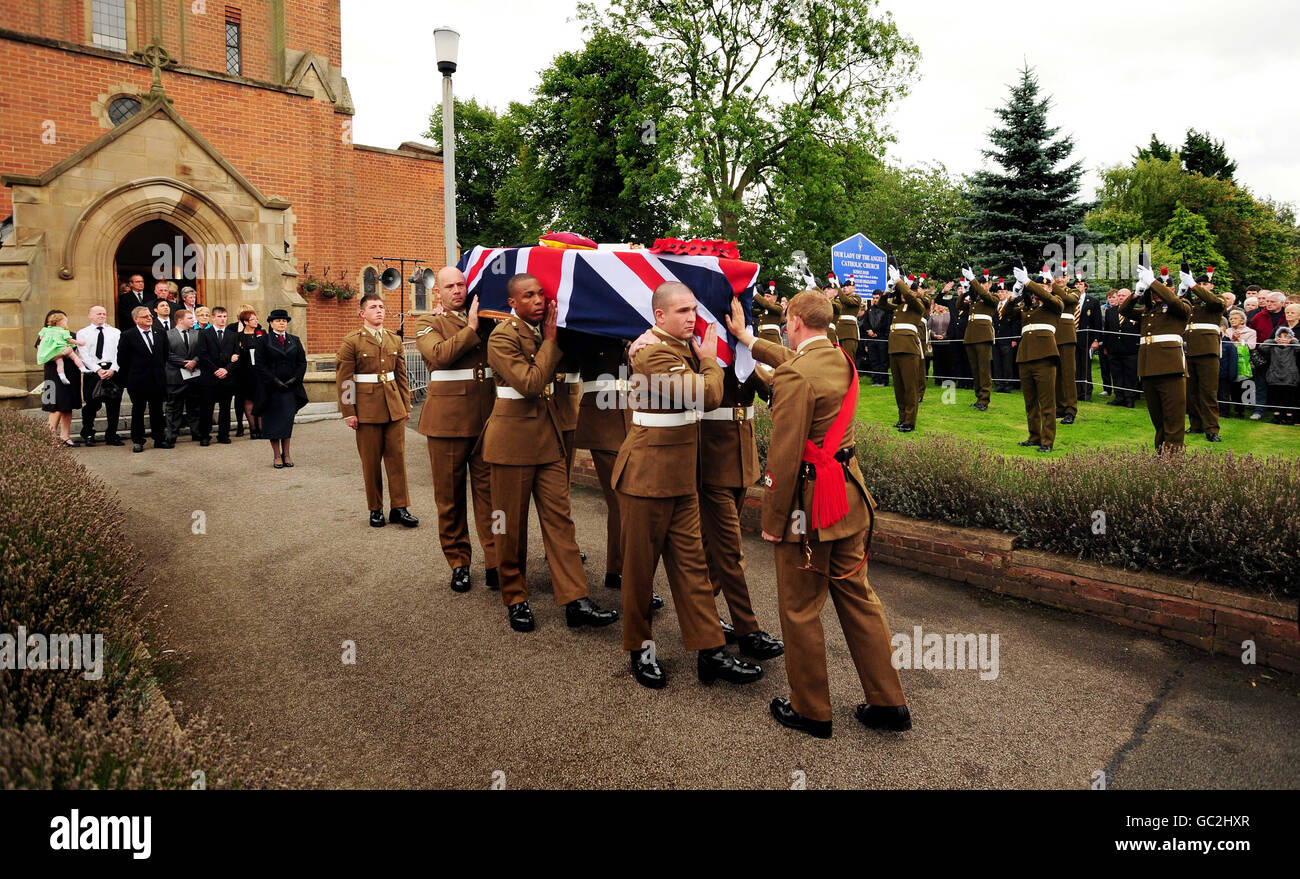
[{"xmin": 568, "ymin": 450, "xmax": 1299, "ymax": 674}]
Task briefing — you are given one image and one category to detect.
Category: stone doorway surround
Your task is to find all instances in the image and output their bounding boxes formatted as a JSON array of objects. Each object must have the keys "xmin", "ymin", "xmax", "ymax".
[{"xmin": 0, "ymin": 95, "xmax": 302, "ymax": 394}]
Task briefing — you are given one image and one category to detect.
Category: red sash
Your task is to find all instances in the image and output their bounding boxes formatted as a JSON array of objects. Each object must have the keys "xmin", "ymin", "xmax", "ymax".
[{"xmin": 801, "ymin": 346, "xmax": 859, "ymax": 529}]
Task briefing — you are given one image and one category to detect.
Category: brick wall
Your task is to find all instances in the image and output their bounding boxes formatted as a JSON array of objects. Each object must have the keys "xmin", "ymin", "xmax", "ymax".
[
  {"xmin": 0, "ymin": 17, "xmax": 443, "ymax": 355},
  {"xmin": 570, "ymin": 450, "xmax": 1300, "ymax": 674}
]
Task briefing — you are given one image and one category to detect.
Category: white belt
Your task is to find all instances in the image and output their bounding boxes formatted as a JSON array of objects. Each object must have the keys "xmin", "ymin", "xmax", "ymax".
[
  {"xmin": 838, "ymin": 315, "xmax": 857, "ymax": 323},
  {"xmin": 353, "ymin": 372, "xmax": 394, "ymax": 383},
  {"xmin": 632, "ymin": 410, "xmax": 702, "ymax": 427},
  {"xmin": 758, "ymin": 324, "xmax": 781, "ymax": 333},
  {"xmin": 890, "ymin": 324, "xmax": 918, "ymax": 333},
  {"xmin": 702, "ymin": 405, "xmax": 755, "ymax": 422},
  {"xmin": 496, "ymin": 383, "xmax": 552, "ymax": 399},
  {"xmin": 1141, "ymin": 334, "xmax": 1184, "ymax": 345},
  {"xmin": 1188, "ymin": 323, "xmax": 1221, "ymax": 332},
  {"xmin": 969, "ymin": 314, "xmax": 994, "ymax": 323},
  {"xmin": 582, "ymin": 378, "xmax": 629, "ymax": 394},
  {"xmin": 1022, "ymin": 323, "xmax": 1056, "ymax": 334},
  {"xmin": 561, "ymin": 372, "xmax": 581, "ymax": 383},
  {"xmin": 429, "ymin": 367, "xmax": 492, "ymax": 381}
]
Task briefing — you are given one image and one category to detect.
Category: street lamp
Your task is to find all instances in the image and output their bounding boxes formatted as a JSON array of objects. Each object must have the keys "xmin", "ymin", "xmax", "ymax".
[{"xmin": 433, "ymin": 26, "xmax": 459, "ymax": 267}]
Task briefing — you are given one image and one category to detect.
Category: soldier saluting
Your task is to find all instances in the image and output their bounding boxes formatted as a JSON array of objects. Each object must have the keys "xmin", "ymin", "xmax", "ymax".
[
  {"xmin": 336, "ymin": 292, "xmax": 418, "ymax": 528},
  {"xmin": 959, "ymin": 266, "xmax": 999, "ymax": 411},
  {"xmin": 1122, "ymin": 260, "xmax": 1192, "ymax": 452},
  {"xmin": 1008, "ymin": 264, "xmax": 1063, "ymax": 453},
  {"xmin": 728, "ymin": 293, "xmax": 910, "ymax": 738},
  {"xmin": 878, "ymin": 259, "xmax": 928, "ymax": 433},
  {"xmin": 1180, "ymin": 262, "xmax": 1226, "ymax": 442}
]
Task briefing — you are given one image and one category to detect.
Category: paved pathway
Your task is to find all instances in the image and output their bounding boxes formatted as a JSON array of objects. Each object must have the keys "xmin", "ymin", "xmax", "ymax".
[{"xmin": 70, "ymin": 420, "xmax": 1300, "ymax": 788}]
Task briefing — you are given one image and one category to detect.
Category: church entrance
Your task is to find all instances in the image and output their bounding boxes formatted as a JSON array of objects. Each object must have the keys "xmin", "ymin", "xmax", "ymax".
[{"xmin": 113, "ymin": 218, "xmax": 205, "ymax": 319}]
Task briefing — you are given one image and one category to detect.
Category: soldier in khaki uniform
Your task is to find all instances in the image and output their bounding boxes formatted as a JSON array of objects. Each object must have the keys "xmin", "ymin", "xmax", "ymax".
[
  {"xmin": 1050, "ymin": 267, "xmax": 1080, "ymax": 424},
  {"xmin": 823, "ymin": 276, "xmax": 842, "ymax": 345},
  {"xmin": 614, "ymin": 281, "xmax": 763, "ymax": 689},
  {"xmin": 699, "ymin": 367, "xmax": 785, "ymax": 659},
  {"xmin": 1121, "ymin": 265, "xmax": 1192, "ymax": 452},
  {"xmin": 1008, "ymin": 266, "xmax": 1063, "ymax": 452},
  {"xmin": 959, "ymin": 269, "xmax": 999, "ymax": 410},
  {"xmin": 481, "ymin": 274, "xmax": 618, "ymax": 633},
  {"xmin": 835, "ymin": 277, "xmax": 863, "ymax": 363},
  {"xmin": 752, "ymin": 281, "xmax": 785, "ymax": 347},
  {"xmin": 337, "ymin": 292, "xmax": 417, "ymax": 528},
  {"xmin": 728, "ymin": 293, "xmax": 909, "ymax": 738},
  {"xmin": 878, "ymin": 265, "xmax": 929, "ymax": 432},
  {"xmin": 415, "ymin": 266, "xmax": 497, "ymax": 592},
  {"xmin": 1180, "ymin": 265, "xmax": 1226, "ymax": 442}
]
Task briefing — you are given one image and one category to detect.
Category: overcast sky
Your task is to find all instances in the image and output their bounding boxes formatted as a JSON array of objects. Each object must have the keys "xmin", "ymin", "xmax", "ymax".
[{"xmin": 341, "ymin": 0, "xmax": 1300, "ymax": 208}]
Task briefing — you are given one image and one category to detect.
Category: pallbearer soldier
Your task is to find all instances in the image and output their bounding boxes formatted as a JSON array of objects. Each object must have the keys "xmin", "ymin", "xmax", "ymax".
[
  {"xmin": 728, "ymin": 293, "xmax": 909, "ymax": 738},
  {"xmin": 415, "ymin": 266, "xmax": 497, "ymax": 592},
  {"xmin": 1050, "ymin": 262, "xmax": 1080, "ymax": 424},
  {"xmin": 481, "ymin": 274, "xmax": 618, "ymax": 632},
  {"xmin": 1009, "ymin": 264, "xmax": 1063, "ymax": 452},
  {"xmin": 555, "ymin": 333, "xmax": 584, "ymax": 476},
  {"xmin": 1122, "ymin": 262, "xmax": 1191, "ymax": 452},
  {"xmin": 960, "ymin": 266, "xmax": 998, "ymax": 410},
  {"xmin": 698, "ymin": 365, "xmax": 786, "ymax": 659},
  {"xmin": 878, "ymin": 259, "xmax": 928, "ymax": 433},
  {"xmin": 753, "ymin": 281, "xmax": 785, "ymax": 346},
  {"xmin": 835, "ymin": 275, "xmax": 863, "ymax": 363},
  {"xmin": 337, "ymin": 292, "xmax": 418, "ymax": 528},
  {"xmin": 1180, "ymin": 262, "xmax": 1226, "ymax": 442},
  {"xmin": 614, "ymin": 281, "xmax": 763, "ymax": 689}
]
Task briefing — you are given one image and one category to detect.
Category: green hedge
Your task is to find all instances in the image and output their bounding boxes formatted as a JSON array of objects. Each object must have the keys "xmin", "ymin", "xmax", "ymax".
[
  {"xmin": 0, "ymin": 410, "xmax": 312, "ymax": 788},
  {"xmin": 754, "ymin": 409, "xmax": 1300, "ymax": 600}
]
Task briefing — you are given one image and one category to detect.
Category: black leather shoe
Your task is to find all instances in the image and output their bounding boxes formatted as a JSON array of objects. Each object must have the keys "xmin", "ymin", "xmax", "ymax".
[
  {"xmin": 739, "ymin": 630, "xmax": 785, "ymax": 659},
  {"xmin": 719, "ymin": 617, "xmax": 737, "ymax": 644},
  {"xmin": 199, "ymin": 439, "xmax": 211, "ymax": 446},
  {"xmin": 897, "ymin": 425, "xmax": 914, "ymax": 433},
  {"xmin": 105, "ymin": 437, "xmax": 124, "ymax": 446},
  {"xmin": 369, "ymin": 509, "xmax": 386, "ymax": 528},
  {"xmin": 580, "ymin": 551, "xmax": 587, "ymax": 563},
  {"xmin": 770, "ymin": 697, "xmax": 831, "ymax": 739},
  {"xmin": 132, "ymin": 443, "xmax": 144, "ymax": 453},
  {"xmin": 236, "ymin": 427, "xmax": 245, "ymax": 437},
  {"xmin": 893, "ymin": 421, "xmax": 903, "ymax": 429},
  {"xmin": 389, "ymin": 507, "xmax": 419, "ymax": 527},
  {"xmin": 697, "ymin": 647, "xmax": 763, "ymax": 685},
  {"xmin": 856, "ymin": 703, "xmax": 912, "ymax": 732},
  {"xmin": 83, "ymin": 436, "xmax": 97, "ymax": 447},
  {"xmin": 450, "ymin": 565, "xmax": 471, "ymax": 593},
  {"xmin": 650, "ymin": 592, "xmax": 664, "ymax": 610},
  {"xmin": 218, "ymin": 437, "xmax": 231, "ymax": 444},
  {"xmin": 1037, "ymin": 445, "xmax": 1052, "ymax": 453},
  {"xmin": 630, "ymin": 649, "xmax": 666, "ymax": 689},
  {"xmin": 1124, "ymin": 401, "xmax": 1135, "ymax": 408},
  {"xmin": 973, "ymin": 402, "xmax": 988, "ymax": 411},
  {"xmin": 1187, "ymin": 427, "xmax": 1204, "ymax": 434},
  {"xmin": 1060, "ymin": 414, "xmax": 1075, "ymax": 425},
  {"xmin": 604, "ymin": 572, "xmax": 621, "ymax": 590},
  {"xmin": 1017, "ymin": 439, "xmax": 1037, "ymax": 447},
  {"xmin": 565, "ymin": 596, "xmax": 619, "ymax": 628},
  {"xmin": 485, "ymin": 567, "xmax": 500, "ymax": 590},
  {"xmin": 1206, "ymin": 433, "xmax": 1222, "ymax": 442},
  {"xmin": 1106, "ymin": 399, "xmax": 1123, "ymax": 406},
  {"xmin": 508, "ymin": 601, "xmax": 535, "ymax": 632}
]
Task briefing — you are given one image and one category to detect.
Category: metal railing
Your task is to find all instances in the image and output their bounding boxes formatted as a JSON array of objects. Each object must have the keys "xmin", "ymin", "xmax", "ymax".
[{"xmin": 403, "ymin": 341, "xmax": 428, "ymax": 403}]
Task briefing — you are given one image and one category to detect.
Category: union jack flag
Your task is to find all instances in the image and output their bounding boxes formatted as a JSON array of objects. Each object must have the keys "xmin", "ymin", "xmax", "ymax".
[{"xmin": 456, "ymin": 245, "xmax": 762, "ymax": 378}]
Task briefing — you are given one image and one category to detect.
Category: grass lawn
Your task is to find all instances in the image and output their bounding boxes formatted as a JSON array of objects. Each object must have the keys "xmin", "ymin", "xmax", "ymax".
[{"xmin": 850, "ymin": 361, "xmax": 1299, "ymax": 459}]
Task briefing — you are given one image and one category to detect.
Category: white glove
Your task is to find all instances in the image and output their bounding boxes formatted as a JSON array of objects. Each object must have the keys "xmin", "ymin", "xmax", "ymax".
[
  {"xmin": 961, "ymin": 265, "xmax": 975, "ymax": 282},
  {"xmin": 1012, "ymin": 265, "xmax": 1030, "ymax": 287},
  {"xmin": 1179, "ymin": 269, "xmax": 1196, "ymax": 293},
  {"xmin": 887, "ymin": 263, "xmax": 901, "ymax": 286},
  {"xmin": 959, "ymin": 280, "xmax": 970, "ymax": 295},
  {"xmin": 1135, "ymin": 264, "xmax": 1155, "ymax": 294},
  {"xmin": 1012, "ymin": 281, "xmax": 1024, "ymax": 296}
]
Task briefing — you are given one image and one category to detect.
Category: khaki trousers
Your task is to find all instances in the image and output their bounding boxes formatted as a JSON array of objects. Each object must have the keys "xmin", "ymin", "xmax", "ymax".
[
  {"xmin": 966, "ymin": 343, "xmax": 992, "ymax": 405},
  {"xmin": 698, "ymin": 484, "xmax": 760, "ymax": 636},
  {"xmin": 1143, "ymin": 374, "xmax": 1187, "ymax": 451},
  {"xmin": 1055, "ymin": 343, "xmax": 1077, "ymax": 417},
  {"xmin": 1019, "ymin": 359, "xmax": 1057, "ymax": 447},
  {"xmin": 775, "ymin": 536, "xmax": 905, "ymax": 723},
  {"xmin": 490, "ymin": 460, "xmax": 589, "ymax": 608},
  {"xmin": 1186, "ymin": 354, "xmax": 1220, "ymax": 434},
  {"xmin": 617, "ymin": 491, "xmax": 726, "ymax": 652},
  {"xmin": 427, "ymin": 436, "xmax": 495, "ymax": 569},
  {"xmin": 890, "ymin": 352, "xmax": 920, "ymax": 427},
  {"xmin": 355, "ymin": 420, "xmax": 409, "ymax": 510},
  {"xmin": 590, "ymin": 449, "xmax": 624, "ymax": 575}
]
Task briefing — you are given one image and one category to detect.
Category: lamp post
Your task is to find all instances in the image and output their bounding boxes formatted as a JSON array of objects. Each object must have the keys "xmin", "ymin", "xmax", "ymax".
[{"xmin": 433, "ymin": 26, "xmax": 459, "ymax": 267}]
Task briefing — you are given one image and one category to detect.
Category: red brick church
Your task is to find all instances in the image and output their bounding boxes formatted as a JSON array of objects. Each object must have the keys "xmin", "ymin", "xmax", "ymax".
[{"xmin": 0, "ymin": 0, "xmax": 445, "ymax": 394}]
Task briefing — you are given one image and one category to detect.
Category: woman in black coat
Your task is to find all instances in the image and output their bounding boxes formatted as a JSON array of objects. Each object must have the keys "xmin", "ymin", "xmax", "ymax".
[
  {"xmin": 254, "ymin": 308, "xmax": 308, "ymax": 468},
  {"xmin": 234, "ymin": 308, "xmax": 265, "ymax": 438}
]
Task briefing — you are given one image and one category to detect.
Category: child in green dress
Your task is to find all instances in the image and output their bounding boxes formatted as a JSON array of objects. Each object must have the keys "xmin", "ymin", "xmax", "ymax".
[{"xmin": 37, "ymin": 311, "xmax": 84, "ymax": 385}]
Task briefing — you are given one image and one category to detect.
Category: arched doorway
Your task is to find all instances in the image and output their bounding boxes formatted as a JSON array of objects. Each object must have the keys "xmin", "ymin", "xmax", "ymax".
[{"xmin": 113, "ymin": 219, "xmax": 205, "ymax": 321}]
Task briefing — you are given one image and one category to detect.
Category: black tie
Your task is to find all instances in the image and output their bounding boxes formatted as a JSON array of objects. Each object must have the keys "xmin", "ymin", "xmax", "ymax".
[
  {"xmin": 95, "ymin": 326, "xmax": 104, "ymax": 359},
  {"xmin": 143, "ymin": 330, "xmax": 152, "ymax": 353}
]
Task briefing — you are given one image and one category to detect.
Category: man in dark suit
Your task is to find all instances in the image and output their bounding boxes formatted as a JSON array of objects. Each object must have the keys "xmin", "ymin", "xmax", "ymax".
[
  {"xmin": 164, "ymin": 309, "xmax": 205, "ymax": 445},
  {"xmin": 116, "ymin": 274, "xmax": 155, "ymax": 329},
  {"xmin": 992, "ymin": 281, "xmax": 1020, "ymax": 392},
  {"xmin": 1098, "ymin": 289, "xmax": 1118, "ymax": 395},
  {"xmin": 863, "ymin": 290, "xmax": 891, "ymax": 386},
  {"xmin": 1103, "ymin": 289, "xmax": 1141, "ymax": 408},
  {"xmin": 1074, "ymin": 281, "xmax": 1103, "ymax": 403},
  {"xmin": 117, "ymin": 305, "xmax": 167, "ymax": 452},
  {"xmin": 151, "ymin": 296, "xmax": 174, "ymax": 335},
  {"xmin": 198, "ymin": 305, "xmax": 239, "ymax": 444}
]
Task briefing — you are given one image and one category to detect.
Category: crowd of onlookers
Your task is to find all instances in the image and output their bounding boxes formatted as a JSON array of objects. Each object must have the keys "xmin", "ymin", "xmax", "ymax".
[
  {"xmin": 36, "ymin": 274, "xmax": 309, "ymax": 464},
  {"xmin": 770, "ymin": 282, "xmax": 1300, "ymax": 425}
]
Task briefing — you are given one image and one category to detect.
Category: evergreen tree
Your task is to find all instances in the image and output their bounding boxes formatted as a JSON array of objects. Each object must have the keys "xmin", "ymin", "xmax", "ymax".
[
  {"xmin": 963, "ymin": 65, "xmax": 1084, "ymax": 273},
  {"xmin": 1135, "ymin": 134, "xmax": 1173, "ymax": 163},
  {"xmin": 1154, "ymin": 203, "xmax": 1231, "ymax": 288},
  {"xmin": 1181, "ymin": 129, "xmax": 1237, "ymax": 181}
]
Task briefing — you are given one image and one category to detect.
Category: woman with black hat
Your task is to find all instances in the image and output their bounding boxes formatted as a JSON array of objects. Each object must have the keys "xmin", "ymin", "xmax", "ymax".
[{"xmin": 254, "ymin": 308, "xmax": 308, "ymax": 467}]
